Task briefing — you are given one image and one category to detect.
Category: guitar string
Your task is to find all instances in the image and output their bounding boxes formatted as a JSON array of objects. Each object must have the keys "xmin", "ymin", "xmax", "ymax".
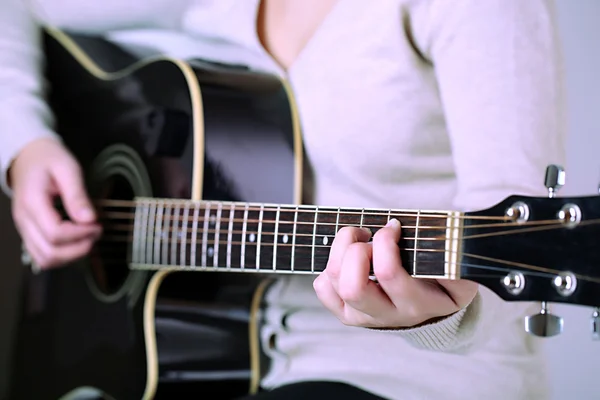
[
  {"xmin": 93, "ymin": 215, "xmax": 600, "ymax": 242},
  {"xmin": 98, "ymin": 211, "xmax": 566, "ymax": 231},
  {"xmin": 94, "ymin": 236, "xmax": 600, "ymax": 284},
  {"xmin": 93, "ymin": 198, "xmax": 509, "ymax": 221}
]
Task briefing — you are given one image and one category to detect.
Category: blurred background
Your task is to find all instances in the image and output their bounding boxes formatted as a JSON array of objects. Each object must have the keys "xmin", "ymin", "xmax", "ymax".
[{"xmin": 0, "ymin": 0, "xmax": 599, "ymax": 398}]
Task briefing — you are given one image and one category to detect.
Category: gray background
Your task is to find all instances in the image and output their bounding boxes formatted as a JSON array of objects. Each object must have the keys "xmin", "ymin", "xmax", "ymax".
[{"xmin": 0, "ymin": 0, "xmax": 599, "ymax": 398}]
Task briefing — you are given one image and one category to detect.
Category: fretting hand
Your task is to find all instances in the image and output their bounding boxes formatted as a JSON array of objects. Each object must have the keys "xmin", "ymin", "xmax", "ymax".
[{"xmin": 313, "ymin": 218, "xmax": 478, "ymax": 329}]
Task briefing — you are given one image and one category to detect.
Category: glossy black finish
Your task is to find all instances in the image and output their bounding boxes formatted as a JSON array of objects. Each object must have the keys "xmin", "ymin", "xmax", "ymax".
[
  {"xmin": 462, "ymin": 194, "xmax": 600, "ymax": 308},
  {"xmin": 9, "ymin": 29, "xmax": 296, "ymax": 399}
]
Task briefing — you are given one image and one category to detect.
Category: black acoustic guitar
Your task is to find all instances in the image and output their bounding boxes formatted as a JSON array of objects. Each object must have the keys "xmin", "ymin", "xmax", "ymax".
[{"xmin": 8, "ymin": 27, "xmax": 600, "ymax": 400}]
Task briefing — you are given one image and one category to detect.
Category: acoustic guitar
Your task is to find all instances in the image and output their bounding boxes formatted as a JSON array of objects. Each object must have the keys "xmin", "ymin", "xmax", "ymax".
[{"xmin": 8, "ymin": 27, "xmax": 600, "ymax": 400}]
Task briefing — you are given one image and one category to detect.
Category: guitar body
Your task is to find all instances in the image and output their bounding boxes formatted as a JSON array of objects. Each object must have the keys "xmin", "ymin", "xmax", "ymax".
[{"xmin": 9, "ymin": 28, "xmax": 302, "ymax": 400}]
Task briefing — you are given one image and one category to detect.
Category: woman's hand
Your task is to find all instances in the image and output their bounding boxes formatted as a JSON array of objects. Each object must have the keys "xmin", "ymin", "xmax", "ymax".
[
  {"xmin": 313, "ymin": 218, "xmax": 478, "ymax": 329},
  {"xmin": 9, "ymin": 137, "xmax": 102, "ymax": 270}
]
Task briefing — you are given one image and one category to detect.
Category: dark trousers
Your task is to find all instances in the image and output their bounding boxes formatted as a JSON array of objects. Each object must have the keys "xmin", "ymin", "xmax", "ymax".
[{"xmin": 237, "ymin": 381, "xmax": 387, "ymax": 400}]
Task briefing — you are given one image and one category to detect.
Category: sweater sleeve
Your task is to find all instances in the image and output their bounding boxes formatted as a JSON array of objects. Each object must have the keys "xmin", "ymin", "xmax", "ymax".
[
  {"xmin": 0, "ymin": 0, "xmax": 62, "ymax": 195},
  {"xmin": 386, "ymin": 0, "xmax": 567, "ymax": 352}
]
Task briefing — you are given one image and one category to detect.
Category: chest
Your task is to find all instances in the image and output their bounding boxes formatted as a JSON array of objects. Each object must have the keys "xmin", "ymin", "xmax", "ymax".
[{"xmin": 256, "ymin": 0, "xmax": 340, "ymax": 71}]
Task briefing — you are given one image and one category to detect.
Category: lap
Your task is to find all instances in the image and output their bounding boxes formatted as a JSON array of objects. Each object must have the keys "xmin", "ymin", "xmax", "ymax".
[{"xmin": 237, "ymin": 381, "xmax": 386, "ymax": 400}]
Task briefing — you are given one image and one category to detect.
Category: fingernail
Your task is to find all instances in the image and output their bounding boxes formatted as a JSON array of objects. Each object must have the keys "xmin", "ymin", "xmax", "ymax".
[
  {"xmin": 385, "ymin": 218, "xmax": 400, "ymax": 228},
  {"xmin": 361, "ymin": 227, "xmax": 372, "ymax": 234}
]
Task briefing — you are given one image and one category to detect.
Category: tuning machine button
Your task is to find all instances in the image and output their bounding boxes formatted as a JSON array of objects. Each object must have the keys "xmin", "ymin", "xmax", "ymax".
[
  {"xmin": 525, "ymin": 301, "xmax": 564, "ymax": 337},
  {"xmin": 592, "ymin": 309, "xmax": 600, "ymax": 340},
  {"xmin": 544, "ymin": 164, "xmax": 566, "ymax": 198}
]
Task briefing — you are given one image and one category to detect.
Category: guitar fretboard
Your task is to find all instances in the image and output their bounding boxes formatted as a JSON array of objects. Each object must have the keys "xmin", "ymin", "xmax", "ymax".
[{"xmin": 125, "ymin": 198, "xmax": 462, "ymax": 279}]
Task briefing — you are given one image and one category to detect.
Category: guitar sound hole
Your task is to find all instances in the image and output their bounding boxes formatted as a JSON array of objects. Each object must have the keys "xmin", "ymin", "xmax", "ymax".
[{"xmin": 88, "ymin": 174, "xmax": 134, "ymax": 296}]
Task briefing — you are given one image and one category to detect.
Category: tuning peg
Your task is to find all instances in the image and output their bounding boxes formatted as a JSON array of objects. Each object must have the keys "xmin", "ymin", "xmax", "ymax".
[
  {"xmin": 544, "ymin": 164, "xmax": 565, "ymax": 198},
  {"xmin": 524, "ymin": 301, "xmax": 564, "ymax": 337},
  {"xmin": 592, "ymin": 309, "xmax": 600, "ymax": 340}
]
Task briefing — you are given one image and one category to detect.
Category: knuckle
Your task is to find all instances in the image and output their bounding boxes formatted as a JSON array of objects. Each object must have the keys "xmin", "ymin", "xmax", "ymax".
[
  {"xmin": 324, "ymin": 263, "xmax": 340, "ymax": 280},
  {"xmin": 373, "ymin": 262, "xmax": 400, "ymax": 282},
  {"xmin": 335, "ymin": 226, "xmax": 356, "ymax": 240},
  {"xmin": 44, "ymin": 226, "xmax": 62, "ymax": 245},
  {"xmin": 338, "ymin": 283, "xmax": 364, "ymax": 304},
  {"xmin": 313, "ymin": 275, "xmax": 327, "ymax": 293},
  {"xmin": 346, "ymin": 241, "xmax": 367, "ymax": 258},
  {"xmin": 373, "ymin": 227, "xmax": 396, "ymax": 243}
]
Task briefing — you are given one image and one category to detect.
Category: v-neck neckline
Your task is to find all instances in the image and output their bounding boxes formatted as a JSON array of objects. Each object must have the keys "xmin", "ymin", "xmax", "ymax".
[{"xmin": 251, "ymin": 0, "xmax": 343, "ymax": 76}]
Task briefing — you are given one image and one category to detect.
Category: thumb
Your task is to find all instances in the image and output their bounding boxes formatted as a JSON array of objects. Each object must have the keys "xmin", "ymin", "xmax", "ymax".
[{"xmin": 51, "ymin": 160, "xmax": 96, "ymax": 223}]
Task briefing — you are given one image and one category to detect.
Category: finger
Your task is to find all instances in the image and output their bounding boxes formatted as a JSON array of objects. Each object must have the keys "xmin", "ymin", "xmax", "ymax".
[
  {"xmin": 338, "ymin": 242, "xmax": 394, "ymax": 315},
  {"xmin": 50, "ymin": 158, "xmax": 96, "ymax": 223},
  {"xmin": 371, "ymin": 218, "xmax": 413, "ymax": 305},
  {"xmin": 21, "ymin": 174, "xmax": 101, "ymax": 245},
  {"xmin": 22, "ymin": 218, "xmax": 97, "ymax": 269},
  {"xmin": 326, "ymin": 226, "xmax": 372, "ymax": 288},
  {"xmin": 313, "ymin": 273, "xmax": 344, "ymax": 315}
]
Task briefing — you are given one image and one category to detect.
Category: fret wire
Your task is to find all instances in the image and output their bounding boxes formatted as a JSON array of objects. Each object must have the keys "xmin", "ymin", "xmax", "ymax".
[
  {"xmin": 201, "ymin": 203, "xmax": 210, "ymax": 268},
  {"xmin": 291, "ymin": 205, "xmax": 298, "ymax": 272},
  {"xmin": 359, "ymin": 208, "xmax": 365, "ymax": 228},
  {"xmin": 214, "ymin": 202, "xmax": 222, "ymax": 267},
  {"xmin": 335, "ymin": 207, "xmax": 340, "ymax": 234},
  {"xmin": 272, "ymin": 205, "xmax": 281, "ymax": 271},
  {"xmin": 170, "ymin": 204, "xmax": 179, "ymax": 264},
  {"xmin": 147, "ymin": 201, "xmax": 157, "ymax": 264},
  {"xmin": 241, "ymin": 203, "xmax": 249, "ymax": 269},
  {"xmin": 139, "ymin": 202, "xmax": 149, "ymax": 264},
  {"xmin": 227, "ymin": 203, "xmax": 234, "ymax": 269},
  {"xmin": 413, "ymin": 210, "xmax": 420, "ymax": 275},
  {"xmin": 311, "ymin": 206, "xmax": 319, "ymax": 274},
  {"xmin": 387, "ymin": 208, "xmax": 392, "ymax": 223},
  {"xmin": 153, "ymin": 201, "xmax": 163, "ymax": 264},
  {"xmin": 256, "ymin": 204, "xmax": 264, "ymax": 270},
  {"xmin": 191, "ymin": 203, "xmax": 199, "ymax": 267},
  {"xmin": 181, "ymin": 203, "xmax": 189, "ymax": 267}
]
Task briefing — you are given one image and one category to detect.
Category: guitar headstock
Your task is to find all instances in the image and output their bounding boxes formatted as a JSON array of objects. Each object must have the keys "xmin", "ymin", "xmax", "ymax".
[{"xmin": 462, "ymin": 165, "xmax": 600, "ymax": 339}]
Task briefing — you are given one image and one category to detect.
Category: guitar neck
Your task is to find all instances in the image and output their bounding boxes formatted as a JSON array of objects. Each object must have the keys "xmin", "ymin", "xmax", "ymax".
[{"xmin": 110, "ymin": 198, "xmax": 463, "ymax": 279}]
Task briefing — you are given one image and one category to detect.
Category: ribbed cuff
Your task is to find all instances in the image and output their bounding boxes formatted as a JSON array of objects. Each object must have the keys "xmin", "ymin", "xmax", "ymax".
[{"xmin": 369, "ymin": 292, "xmax": 483, "ymax": 353}]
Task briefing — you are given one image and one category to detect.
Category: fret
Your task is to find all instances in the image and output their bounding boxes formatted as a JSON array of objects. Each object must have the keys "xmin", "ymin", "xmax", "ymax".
[
  {"xmin": 231, "ymin": 204, "xmax": 246, "ymax": 269},
  {"xmin": 253, "ymin": 204, "xmax": 276, "ymax": 271},
  {"xmin": 153, "ymin": 201, "xmax": 164, "ymax": 264},
  {"xmin": 269, "ymin": 205, "xmax": 296, "ymax": 272},
  {"xmin": 132, "ymin": 202, "xmax": 143, "ymax": 264},
  {"xmin": 161, "ymin": 204, "xmax": 170, "ymax": 264},
  {"xmin": 256, "ymin": 204, "xmax": 264, "ymax": 270},
  {"xmin": 226, "ymin": 203, "xmax": 234, "ymax": 269},
  {"xmin": 290, "ymin": 206, "xmax": 318, "ymax": 273},
  {"xmin": 291, "ymin": 205, "xmax": 299, "ymax": 272},
  {"xmin": 191, "ymin": 203, "xmax": 199, "ymax": 267},
  {"xmin": 400, "ymin": 210, "xmax": 448, "ymax": 278},
  {"xmin": 272, "ymin": 205, "xmax": 281, "ymax": 271},
  {"xmin": 201, "ymin": 203, "xmax": 210, "ymax": 268},
  {"xmin": 311, "ymin": 206, "xmax": 319, "ymax": 273},
  {"xmin": 240, "ymin": 203, "xmax": 249, "ymax": 269},
  {"xmin": 170, "ymin": 204, "xmax": 180, "ymax": 265},
  {"xmin": 213, "ymin": 202, "xmax": 223, "ymax": 267},
  {"xmin": 139, "ymin": 202, "xmax": 150, "ymax": 264},
  {"xmin": 412, "ymin": 210, "xmax": 421, "ymax": 275},
  {"xmin": 180, "ymin": 203, "xmax": 189, "ymax": 267},
  {"xmin": 312, "ymin": 207, "xmax": 338, "ymax": 272},
  {"xmin": 147, "ymin": 201, "xmax": 157, "ymax": 264}
]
